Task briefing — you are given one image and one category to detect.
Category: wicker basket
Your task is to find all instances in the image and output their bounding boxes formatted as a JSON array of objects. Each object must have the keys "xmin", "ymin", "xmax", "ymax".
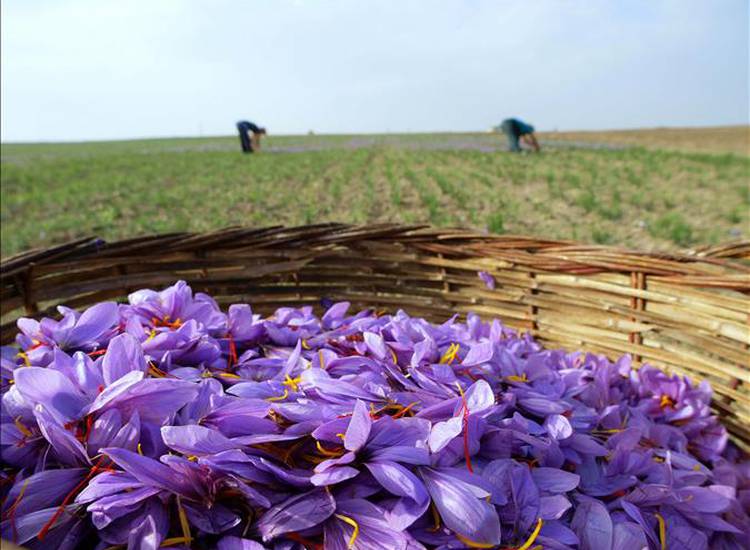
[{"xmin": 2, "ymin": 224, "xmax": 749, "ymax": 449}]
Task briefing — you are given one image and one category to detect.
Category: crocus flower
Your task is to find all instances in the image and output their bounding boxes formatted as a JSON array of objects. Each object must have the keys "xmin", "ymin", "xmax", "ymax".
[
  {"xmin": 1, "ymin": 280, "xmax": 747, "ymax": 549},
  {"xmin": 15, "ymin": 302, "xmax": 119, "ymax": 366},
  {"xmin": 478, "ymin": 271, "xmax": 496, "ymax": 290}
]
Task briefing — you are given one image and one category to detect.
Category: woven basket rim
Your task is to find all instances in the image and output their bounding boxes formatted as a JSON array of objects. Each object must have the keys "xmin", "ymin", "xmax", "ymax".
[{"xmin": 2, "ymin": 223, "xmax": 749, "ymax": 276}]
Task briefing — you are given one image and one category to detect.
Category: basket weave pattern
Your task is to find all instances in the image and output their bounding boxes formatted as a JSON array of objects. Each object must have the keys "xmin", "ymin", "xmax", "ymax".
[{"xmin": 2, "ymin": 224, "xmax": 749, "ymax": 447}]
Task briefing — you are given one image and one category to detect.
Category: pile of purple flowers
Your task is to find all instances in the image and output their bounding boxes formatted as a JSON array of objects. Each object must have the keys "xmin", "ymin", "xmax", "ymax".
[{"xmin": 1, "ymin": 280, "xmax": 748, "ymax": 549}]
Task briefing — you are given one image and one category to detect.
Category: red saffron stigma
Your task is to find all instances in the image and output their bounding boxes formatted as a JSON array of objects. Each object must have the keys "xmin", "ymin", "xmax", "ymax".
[
  {"xmin": 286, "ymin": 532, "xmax": 324, "ymax": 550},
  {"xmin": 228, "ymin": 334, "xmax": 238, "ymax": 367},
  {"xmin": 83, "ymin": 415, "xmax": 94, "ymax": 442},
  {"xmin": 461, "ymin": 398, "xmax": 474, "ymax": 473},
  {"xmin": 37, "ymin": 457, "xmax": 110, "ymax": 541},
  {"xmin": 4, "ymin": 478, "xmax": 29, "ymax": 543}
]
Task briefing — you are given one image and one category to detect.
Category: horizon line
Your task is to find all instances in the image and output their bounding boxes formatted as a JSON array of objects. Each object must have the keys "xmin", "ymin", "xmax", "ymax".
[{"xmin": 1, "ymin": 124, "xmax": 748, "ymax": 146}]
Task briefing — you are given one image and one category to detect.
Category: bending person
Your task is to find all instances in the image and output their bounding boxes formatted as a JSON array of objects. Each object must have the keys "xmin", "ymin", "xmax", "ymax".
[
  {"xmin": 236, "ymin": 120, "xmax": 267, "ymax": 153},
  {"xmin": 499, "ymin": 118, "xmax": 540, "ymax": 152}
]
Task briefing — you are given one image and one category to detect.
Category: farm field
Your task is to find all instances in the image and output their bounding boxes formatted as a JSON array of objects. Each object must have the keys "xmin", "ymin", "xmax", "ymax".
[
  {"xmin": 2, "ymin": 131, "xmax": 749, "ymax": 257},
  {"xmin": 540, "ymin": 125, "xmax": 749, "ymax": 156}
]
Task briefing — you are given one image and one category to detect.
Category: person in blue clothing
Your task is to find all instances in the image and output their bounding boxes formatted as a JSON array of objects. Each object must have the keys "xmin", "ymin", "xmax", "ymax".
[
  {"xmin": 499, "ymin": 118, "xmax": 540, "ymax": 152},
  {"xmin": 236, "ymin": 120, "xmax": 267, "ymax": 153}
]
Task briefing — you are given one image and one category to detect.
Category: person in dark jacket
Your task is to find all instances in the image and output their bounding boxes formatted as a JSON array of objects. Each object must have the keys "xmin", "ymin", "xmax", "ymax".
[
  {"xmin": 499, "ymin": 118, "xmax": 540, "ymax": 152},
  {"xmin": 236, "ymin": 121, "xmax": 267, "ymax": 153}
]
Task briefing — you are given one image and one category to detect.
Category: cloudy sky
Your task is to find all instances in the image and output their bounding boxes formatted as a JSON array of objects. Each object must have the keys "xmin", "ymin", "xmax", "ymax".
[{"xmin": 1, "ymin": 0, "xmax": 747, "ymax": 141}]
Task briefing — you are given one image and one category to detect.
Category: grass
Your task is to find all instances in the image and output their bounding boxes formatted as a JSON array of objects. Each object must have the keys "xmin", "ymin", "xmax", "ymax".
[
  {"xmin": 2, "ymin": 133, "xmax": 749, "ymax": 257},
  {"xmin": 649, "ymin": 212, "xmax": 695, "ymax": 247},
  {"xmin": 486, "ymin": 212, "xmax": 505, "ymax": 234}
]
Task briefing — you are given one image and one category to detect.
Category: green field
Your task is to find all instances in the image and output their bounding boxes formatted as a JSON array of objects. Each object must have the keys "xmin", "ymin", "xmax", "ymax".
[{"xmin": 2, "ymin": 133, "xmax": 748, "ymax": 257}]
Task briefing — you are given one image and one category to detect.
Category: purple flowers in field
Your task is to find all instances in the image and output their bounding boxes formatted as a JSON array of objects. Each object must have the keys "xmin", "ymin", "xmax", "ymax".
[{"xmin": 1, "ymin": 280, "xmax": 748, "ymax": 549}]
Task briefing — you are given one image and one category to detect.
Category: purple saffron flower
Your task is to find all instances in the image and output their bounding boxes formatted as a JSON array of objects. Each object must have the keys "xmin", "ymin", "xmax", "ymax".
[
  {"xmin": 1, "ymin": 280, "xmax": 747, "ymax": 549},
  {"xmin": 478, "ymin": 271, "xmax": 496, "ymax": 290}
]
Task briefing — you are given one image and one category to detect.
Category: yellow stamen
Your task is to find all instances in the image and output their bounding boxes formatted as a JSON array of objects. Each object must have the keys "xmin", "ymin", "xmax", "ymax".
[
  {"xmin": 392, "ymin": 401, "xmax": 420, "ymax": 418},
  {"xmin": 160, "ymin": 536, "xmax": 192, "ymax": 547},
  {"xmin": 429, "ymin": 502, "xmax": 441, "ymax": 532},
  {"xmin": 217, "ymin": 372, "xmax": 241, "ymax": 379},
  {"xmin": 137, "ymin": 443, "xmax": 144, "ymax": 456},
  {"xmin": 440, "ymin": 343, "xmax": 460, "ymax": 364},
  {"xmin": 316, "ymin": 441, "xmax": 344, "ymax": 457},
  {"xmin": 201, "ymin": 370, "xmax": 213, "ymax": 378},
  {"xmin": 336, "ymin": 433, "xmax": 345, "ymax": 439},
  {"xmin": 390, "ymin": 349, "xmax": 398, "ymax": 365},
  {"xmin": 517, "ymin": 518, "xmax": 544, "ymax": 550},
  {"xmin": 692, "ymin": 464, "xmax": 701, "ymax": 471},
  {"xmin": 6, "ymin": 478, "xmax": 31, "ymax": 515},
  {"xmin": 506, "ymin": 373, "xmax": 528, "ymax": 383},
  {"xmin": 8, "ymin": 379, "xmax": 14, "ymax": 385},
  {"xmin": 266, "ymin": 389, "xmax": 289, "ymax": 402},
  {"xmin": 283, "ymin": 374, "xmax": 302, "ymax": 392},
  {"xmin": 335, "ymin": 514, "xmax": 360, "ymax": 549},
  {"xmin": 148, "ymin": 364, "xmax": 166, "ymax": 378},
  {"xmin": 145, "ymin": 329, "xmax": 157, "ymax": 343},
  {"xmin": 454, "ymin": 533, "xmax": 496, "ymax": 548},
  {"xmin": 318, "ymin": 350, "xmax": 326, "ymax": 370},
  {"xmin": 153, "ymin": 315, "xmax": 183, "ymax": 330},
  {"xmin": 176, "ymin": 496, "xmax": 192, "ymax": 545},
  {"xmin": 301, "ymin": 339, "xmax": 311, "ymax": 350},
  {"xmin": 655, "ymin": 512, "xmax": 667, "ymax": 550},
  {"xmin": 187, "ymin": 455, "xmax": 198, "ymax": 462},
  {"xmin": 281, "ymin": 439, "xmax": 306, "ymax": 467},
  {"xmin": 454, "ymin": 381, "xmax": 465, "ymax": 398},
  {"xmin": 301, "ymin": 453, "xmax": 328, "ymax": 465},
  {"xmin": 659, "ymin": 394, "xmax": 675, "ymax": 409},
  {"xmin": 15, "ymin": 352, "xmax": 31, "ymax": 367},
  {"xmin": 14, "ymin": 416, "xmax": 33, "ymax": 438}
]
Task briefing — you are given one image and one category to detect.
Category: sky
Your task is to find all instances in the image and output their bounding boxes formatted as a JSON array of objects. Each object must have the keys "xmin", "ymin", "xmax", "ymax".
[{"xmin": 1, "ymin": 0, "xmax": 748, "ymax": 142}]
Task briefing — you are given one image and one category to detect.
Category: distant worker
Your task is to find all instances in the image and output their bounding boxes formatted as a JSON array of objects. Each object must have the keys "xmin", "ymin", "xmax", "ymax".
[
  {"xmin": 499, "ymin": 118, "xmax": 540, "ymax": 152},
  {"xmin": 236, "ymin": 120, "xmax": 267, "ymax": 153}
]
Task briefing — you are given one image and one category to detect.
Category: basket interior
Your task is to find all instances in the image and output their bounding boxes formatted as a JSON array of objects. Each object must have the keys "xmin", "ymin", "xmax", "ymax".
[{"xmin": 2, "ymin": 224, "xmax": 749, "ymax": 448}]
